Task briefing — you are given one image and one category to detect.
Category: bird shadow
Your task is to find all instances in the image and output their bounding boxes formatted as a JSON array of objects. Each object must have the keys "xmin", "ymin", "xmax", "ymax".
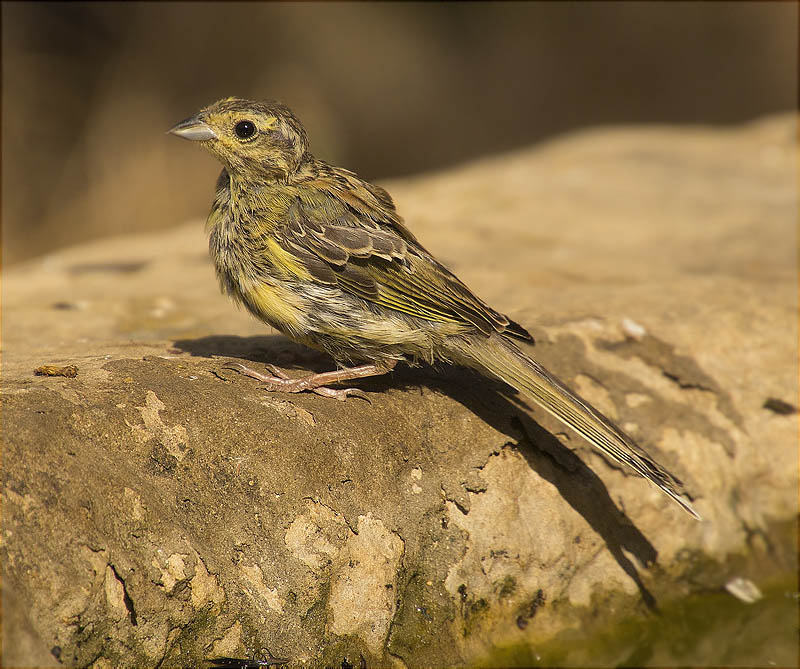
[{"xmin": 173, "ymin": 333, "xmax": 660, "ymax": 610}]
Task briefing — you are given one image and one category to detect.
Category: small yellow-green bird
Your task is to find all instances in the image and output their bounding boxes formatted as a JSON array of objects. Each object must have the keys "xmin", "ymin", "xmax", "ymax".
[{"xmin": 170, "ymin": 97, "xmax": 699, "ymax": 519}]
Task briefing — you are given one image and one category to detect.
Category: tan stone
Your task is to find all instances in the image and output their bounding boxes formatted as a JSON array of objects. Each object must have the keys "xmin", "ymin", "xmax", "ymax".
[{"xmin": 2, "ymin": 115, "xmax": 796, "ymax": 667}]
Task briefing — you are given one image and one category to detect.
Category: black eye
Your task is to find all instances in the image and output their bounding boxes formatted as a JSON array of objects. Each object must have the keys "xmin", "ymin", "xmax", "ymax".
[{"xmin": 234, "ymin": 120, "xmax": 256, "ymax": 139}]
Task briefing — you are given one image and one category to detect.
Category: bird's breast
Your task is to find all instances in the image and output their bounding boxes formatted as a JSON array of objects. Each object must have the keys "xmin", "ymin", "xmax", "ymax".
[{"xmin": 208, "ymin": 204, "xmax": 308, "ymax": 336}]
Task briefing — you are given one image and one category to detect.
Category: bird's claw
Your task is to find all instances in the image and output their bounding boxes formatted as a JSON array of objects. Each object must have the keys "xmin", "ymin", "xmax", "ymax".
[
  {"xmin": 312, "ymin": 386, "xmax": 371, "ymax": 402},
  {"xmin": 221, "ymin": 362, "xmax": 295, "ymax": 387},
  {"xmin": 219, "ymin": 361, "xmax": 370, "ymax": 401},
  {"xmin": 263, "ymin": 364, "xmax": 291, "ymax": 380}
]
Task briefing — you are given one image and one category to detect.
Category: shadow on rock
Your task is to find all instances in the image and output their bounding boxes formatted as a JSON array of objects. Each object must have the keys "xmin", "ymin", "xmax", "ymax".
[
  {"xmin": 172, "ymin": 333, "xmax": 659, "ymax": 610},
  {"xmin": 401, "ymin": 363, "xmax": 660, "ymax": 612},
  {"xmin": 174, "ymin": 333, "xmax": 333, "ymax": 372}
]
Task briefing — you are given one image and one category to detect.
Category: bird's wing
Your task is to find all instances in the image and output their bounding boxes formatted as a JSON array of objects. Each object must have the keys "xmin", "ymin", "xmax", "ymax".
[{"xmin": 281, "ymin": 186, "xmax": 532, "ymax": 341}]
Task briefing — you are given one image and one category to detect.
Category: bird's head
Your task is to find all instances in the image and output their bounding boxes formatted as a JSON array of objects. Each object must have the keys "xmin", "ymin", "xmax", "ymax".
[{"xmin": 169, "ymin": 97, "xmax": 309, "ymax": 180}]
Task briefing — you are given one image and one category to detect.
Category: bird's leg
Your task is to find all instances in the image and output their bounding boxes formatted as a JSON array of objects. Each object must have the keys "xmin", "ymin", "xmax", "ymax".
[{"xmin": 222, "ymin": 360, "xmax": 397, "ymax": 401}]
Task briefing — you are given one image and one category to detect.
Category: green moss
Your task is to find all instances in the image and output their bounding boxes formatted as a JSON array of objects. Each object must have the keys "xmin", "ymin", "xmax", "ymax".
[
  {"xmin": 494, "ymin": 575, "xmax": 517, "ymax": 600},
  {"xmin": 478, "ymin": 519, "xmax": 798, "ymax": 667},
  {"xmin": 463, "ymin": 596, "xmax": 490, "ymax": 637},
  {"xmin": 318, "ymin": 636, "xmax": 372, "ymax": 669},
  {"xmin": 484, "ymin": 576, "xmax": 798, "ymax": 667},
  {"xmin": 158, "ymin": 607, "xmax": 219, "ymax": 668},
  {"xmin": 387, "ymin": 569, "xmax": 460, "ymax": 665}
]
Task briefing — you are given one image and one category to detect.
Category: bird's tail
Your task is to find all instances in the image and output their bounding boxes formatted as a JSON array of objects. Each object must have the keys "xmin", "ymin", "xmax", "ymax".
[{"xmin": 447, "ymin": 334, "xmax": 700, "ymax": 520}]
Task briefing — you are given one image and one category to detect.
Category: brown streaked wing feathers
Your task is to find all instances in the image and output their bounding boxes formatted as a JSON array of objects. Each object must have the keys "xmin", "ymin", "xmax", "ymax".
[{"xmin": 280, "ymin": 182, "xmax": 533, "ymax": 342}]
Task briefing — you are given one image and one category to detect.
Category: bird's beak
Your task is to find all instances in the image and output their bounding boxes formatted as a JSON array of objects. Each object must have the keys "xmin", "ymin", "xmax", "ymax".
[{"xmin": 168, "ymin": 116, "xmax": 217, "ymax": 141}]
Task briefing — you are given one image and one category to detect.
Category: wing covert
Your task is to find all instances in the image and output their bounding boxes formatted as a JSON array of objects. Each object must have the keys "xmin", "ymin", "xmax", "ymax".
[{"xmin": 280, "ymin": 191, "xmax": 533, "ymax": 342}]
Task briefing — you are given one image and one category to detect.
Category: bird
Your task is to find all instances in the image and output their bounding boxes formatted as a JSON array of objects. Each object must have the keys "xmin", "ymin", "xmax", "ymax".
[{"xmin": 169, "ymin": 97, "xmax": 699, "ymax": 520}]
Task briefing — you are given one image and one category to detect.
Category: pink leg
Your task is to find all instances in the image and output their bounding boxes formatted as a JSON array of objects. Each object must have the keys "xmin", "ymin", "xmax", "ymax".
[{"xmin": 222, "ymin": 360, "xmax": 397, "ymax": 401}]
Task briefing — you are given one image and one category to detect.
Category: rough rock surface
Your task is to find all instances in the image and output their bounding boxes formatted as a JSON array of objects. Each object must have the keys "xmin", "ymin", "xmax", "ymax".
[{"xmin": 2, "ymin": 115, "xmax": 797, "ymax": 667}]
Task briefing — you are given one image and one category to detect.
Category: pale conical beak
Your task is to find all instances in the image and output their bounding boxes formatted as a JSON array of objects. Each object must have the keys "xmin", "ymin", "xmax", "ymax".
[{"xmin": 168, "ymin": 116, "xmax": 217, "ymax": 141}]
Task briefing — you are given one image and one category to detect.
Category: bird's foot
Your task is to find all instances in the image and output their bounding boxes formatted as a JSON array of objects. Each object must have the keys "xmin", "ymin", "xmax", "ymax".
[{"xmin": 221, "ymin": 360, "xmax": 396, "ymax": 401}]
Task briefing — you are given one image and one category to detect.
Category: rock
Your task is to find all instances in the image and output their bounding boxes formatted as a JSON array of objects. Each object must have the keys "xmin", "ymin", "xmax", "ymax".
[{"xmin": 2, "ymin": 115, "xmax": 796, "ymax": 667}]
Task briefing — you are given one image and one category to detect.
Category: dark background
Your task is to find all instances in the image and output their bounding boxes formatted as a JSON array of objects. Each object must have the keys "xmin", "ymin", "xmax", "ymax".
[{"xmin": 2, "ymin": 2, "xmax": 796, "ymax": 265}]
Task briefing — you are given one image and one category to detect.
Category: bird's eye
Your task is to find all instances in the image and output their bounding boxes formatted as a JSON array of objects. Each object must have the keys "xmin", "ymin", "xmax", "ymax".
[{"xmin": 234, "ymin": 120, "xmax": 256, "ymax": 140}]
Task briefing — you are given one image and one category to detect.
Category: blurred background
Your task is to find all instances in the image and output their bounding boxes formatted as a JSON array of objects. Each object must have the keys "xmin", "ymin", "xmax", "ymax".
[{"xmin": 2, "ymin": 1, "xmax": 796, "ymax": 265}]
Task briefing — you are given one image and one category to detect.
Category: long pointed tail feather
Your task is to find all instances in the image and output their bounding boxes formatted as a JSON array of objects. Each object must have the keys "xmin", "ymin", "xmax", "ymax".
[{"xmin": 449, "ymin": 335, "xmax": 700, "ymax": 520}]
